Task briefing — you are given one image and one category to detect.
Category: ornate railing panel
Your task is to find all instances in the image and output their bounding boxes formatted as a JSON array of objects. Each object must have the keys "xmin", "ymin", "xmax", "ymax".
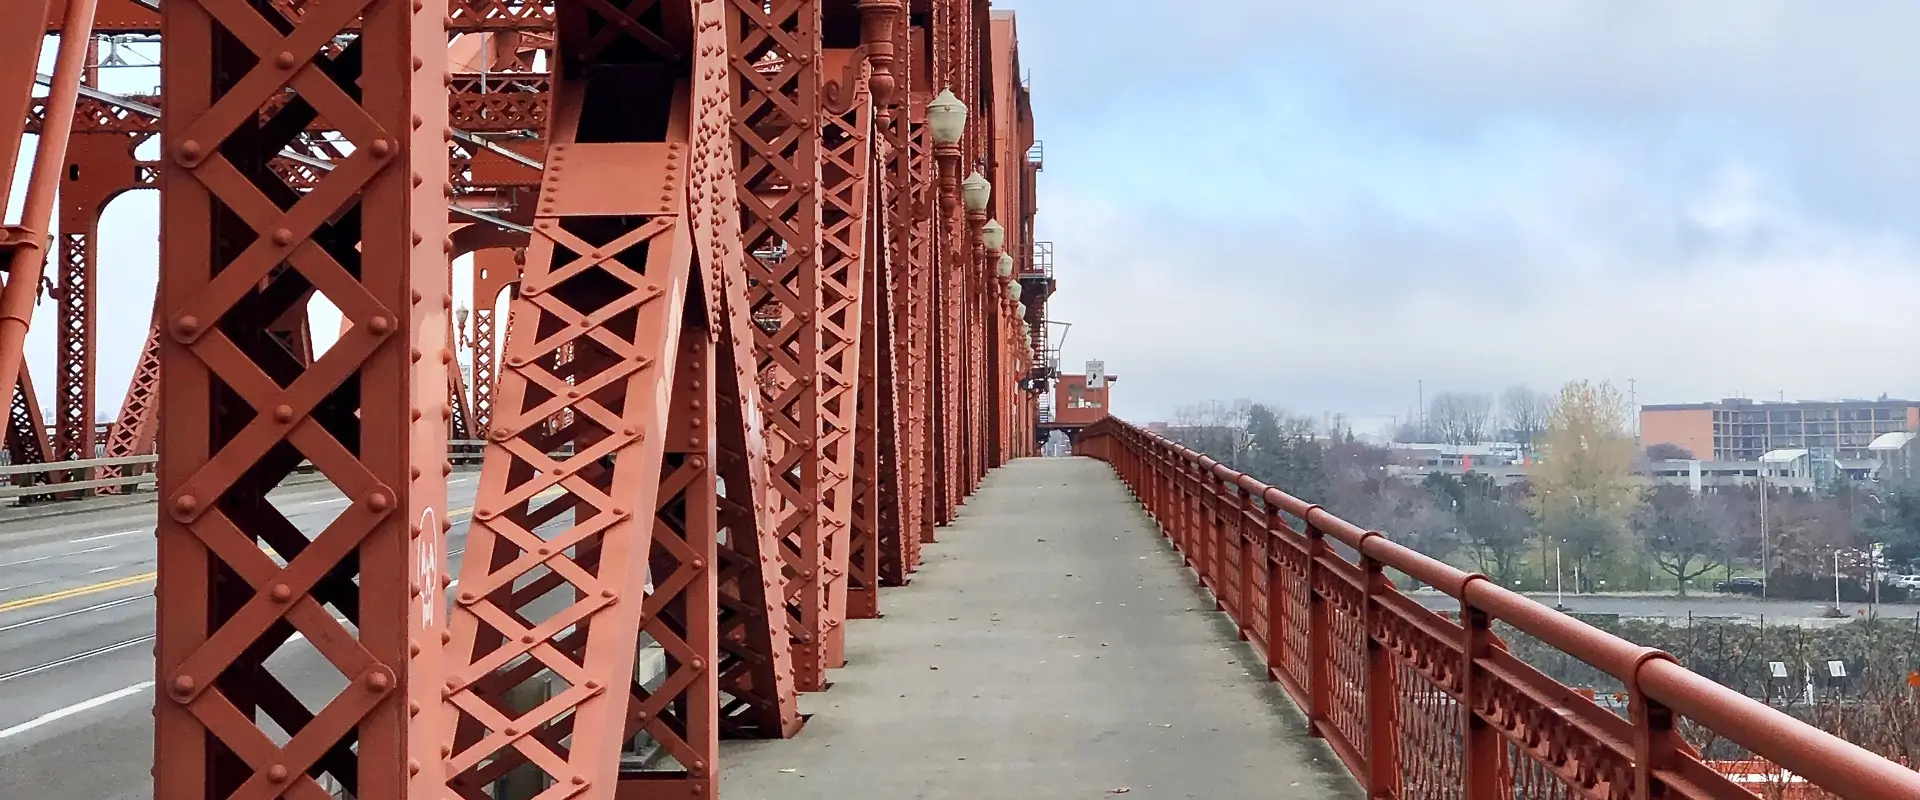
[{"xmin": 1076, "ymin": 417, "xmax": 1920, "ymax": 800}]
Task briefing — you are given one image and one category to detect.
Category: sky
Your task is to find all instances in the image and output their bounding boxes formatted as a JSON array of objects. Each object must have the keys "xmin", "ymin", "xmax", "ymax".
[
  {"xmin": 15, "ymin": 4, "xmax": 1920, "ymax": 431},
  {"xmin": 1012, "ymin": 1, "xmax": 1920, "ymax": 425}
]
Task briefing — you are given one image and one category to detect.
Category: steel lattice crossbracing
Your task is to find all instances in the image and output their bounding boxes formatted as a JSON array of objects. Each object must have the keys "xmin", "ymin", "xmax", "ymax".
[
  {"xmin": 6, "ymin": 0, "xmax": 1034, "ymax": 797},
  {"xmin": 19, "ymin": 3, "xmax": 1920, "ymax": 800}
]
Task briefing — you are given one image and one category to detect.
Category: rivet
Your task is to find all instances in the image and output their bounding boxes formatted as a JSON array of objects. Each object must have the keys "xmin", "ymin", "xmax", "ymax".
[
  {"xmin": 368, "ymin": 316, "xmax": 393, "ymax": 335},
  {"xmin": 267, "ymin": 764, "xmax": 289, "ymax": 783},
  {"xmin": 269, "ymin": 584, "xmax": 292, "ymax": 602},
  {"xmin": 366, "ymin": 671, "xmax": 392, "ymax": 691},
  {"xmin": 171, "ymin": 675, "xmax": 195, "ymax": 695},
  {"xmin": 270, "ymin": 228, "xmax": 294, "ymax": 246},
  {"xmin": 369, "ymin": 139, "xmax": 392, "ymax": 158},
  {"xmin": 368, "ymin": 490, "xmax": 393, "ymax": 512},
  {"xmin": 274, "ymin": 51, "xmax": 296, "ymax": 70},
  {"xmin": 171, "ymin": 314, "xmax": 200, "ymax": 341}
]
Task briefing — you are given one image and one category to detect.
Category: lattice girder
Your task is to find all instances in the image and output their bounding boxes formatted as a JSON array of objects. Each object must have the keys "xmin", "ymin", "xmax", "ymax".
[
  {"xmin": 813, "ymin": 49, "xmax": 873, "ymax": 662},
  {"xmin": 153, "ymin": 1, "xmax": 452, "ymax": 798},
  {"xmin": 441, "ymin": 1, "xmax": 771, "ymax": 797},
  {"xmin": 728, "ymin": 0, "xmax": 832, "ymax": 692}
]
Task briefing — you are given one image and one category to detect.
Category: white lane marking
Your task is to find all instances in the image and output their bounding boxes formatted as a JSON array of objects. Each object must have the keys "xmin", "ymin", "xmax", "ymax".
[
  {"xmin": 0, "ymin": 580, "xmax": 49, "ymax": 594},
  {"xmin": 309, "ymin": 497, "xmax": 349, "ymax": 506},
  {"xmin": 0, "ymin": 545, "xmax": 115, "ymax": 569},
  {"xmin": 0, "ymin": 595, "xmax": 148, "ymax": 634},
  {"xmin": 67, "ymin": 530, "xmax": 144, "ymax": 544},
  {"xmin": 0, "ymin": 635, "xmax": 154, "ymax": 683},
  {"xmin": 0, "ymin": 681, "xmax": 154, "ymax": 741},
  {"xmin": 86, "ymin": 566, "xmax": 116, "ymax": 574}
]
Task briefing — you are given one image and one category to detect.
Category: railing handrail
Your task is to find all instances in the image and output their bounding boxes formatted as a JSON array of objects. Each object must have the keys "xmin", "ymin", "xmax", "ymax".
[{"xmin": 1079, "ymin": 416, "xmax": 1920, "ymax": 800}]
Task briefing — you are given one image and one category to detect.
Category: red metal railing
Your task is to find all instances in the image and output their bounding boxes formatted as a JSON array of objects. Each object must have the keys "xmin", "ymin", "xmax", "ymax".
[{"xmin": 1076, "ymin": 417, "xmax": 1920, "ymax": 800}]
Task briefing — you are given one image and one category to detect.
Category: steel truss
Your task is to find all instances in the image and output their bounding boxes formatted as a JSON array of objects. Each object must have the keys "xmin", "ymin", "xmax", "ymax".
[{"xmin": 13, "ymin": 1, "xmax": 1043, "ymax": 798}]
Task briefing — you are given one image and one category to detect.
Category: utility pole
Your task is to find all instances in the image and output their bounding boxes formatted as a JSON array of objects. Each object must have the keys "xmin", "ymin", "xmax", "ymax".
[
  {"xmin": 1628, "ymin": 378, "xmax": 1637, "ymax": 435},
  {"xmin": 1417, "ymin": 380, "xmax": 1424, "ymax": 440}
]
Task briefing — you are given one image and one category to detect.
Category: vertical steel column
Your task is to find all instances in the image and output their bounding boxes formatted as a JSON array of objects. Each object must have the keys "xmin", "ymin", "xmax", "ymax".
[
  {"xmin": 850, "ymin": 199, "xmax": 882, "ymax": 615},
  {"xmin": 154, "ymin": 0, "xmax": 449, "ymax": 797},
  {"xmin": 467, "ymin": 248, "xmax": 518, "ymax": 433},
  {"xmin": 440, "ymin": 0, "xmax": 706, "ymax": 794},
  {"xmin": 905, "ymin": 88, "xmax": 936, "ymax": 547},
  {"xmin": 697, "ymin": 0, "xmax": 805, "ymax": 741},
  {"xmin": 0, "ymin": 0, "xmax": 88, "ymax": 448},
  {"xmin": 729, "ymin": 0, "xmax": 833, "ymax": 692},
  {"xmin": 815, "ymin": 50, "xmax": 873, "ymax": 666}
]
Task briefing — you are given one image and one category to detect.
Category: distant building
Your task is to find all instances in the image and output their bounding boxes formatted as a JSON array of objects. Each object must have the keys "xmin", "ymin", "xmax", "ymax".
[
  {"xmin": 1640, "ymin": 397, "xmax": 1920, "ymax": 463},
  {"xmin": 1045, "ymin": 373, "xmax": 1115, "ymax": 428}
]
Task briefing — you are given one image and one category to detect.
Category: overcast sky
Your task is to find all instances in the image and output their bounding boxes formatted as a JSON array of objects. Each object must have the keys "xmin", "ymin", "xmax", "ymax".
[
  {"xmin": 16, "ymin": 4, "xmax": 1920, "ymax": 429},
  {"xmin": 1016, "ymin": 1, "xmax": 1920, "ymax": 423}
]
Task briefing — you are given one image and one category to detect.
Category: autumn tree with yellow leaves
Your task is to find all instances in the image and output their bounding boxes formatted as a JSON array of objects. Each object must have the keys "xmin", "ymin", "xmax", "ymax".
[{"xmin": 1527, "ymin": 380, "xmax": 1640, "ymax": 589}]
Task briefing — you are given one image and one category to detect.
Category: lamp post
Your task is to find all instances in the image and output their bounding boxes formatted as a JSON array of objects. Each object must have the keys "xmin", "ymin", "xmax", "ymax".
[
  {"xmin": 927, "ymin": 88, "xmax": 967, "ymax": 514},
  {"xmin": 928, "ymin": 89, "xmax": 966, "ymax": 215},
  {"xmin": 855, "ymin": 0, "xmax": 905, "ymax": 108},
  {"xmin": 961, "ymin": 172, "xmax": 992, "ymax": 471},
  {"xmin": 453, "ymin": 303, "xmax": 472, "ymax": 349}
]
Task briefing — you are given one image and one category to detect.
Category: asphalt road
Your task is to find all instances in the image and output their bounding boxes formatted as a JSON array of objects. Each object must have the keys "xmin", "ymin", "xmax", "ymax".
[{"xmin": 0, "ymin": 475, "xmax": 490, "ymax": 799}]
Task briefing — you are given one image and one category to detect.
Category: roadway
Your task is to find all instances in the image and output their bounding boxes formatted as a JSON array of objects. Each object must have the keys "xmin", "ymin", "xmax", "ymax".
[{"xmin": 0, "ymin": 474, "xmax": 487, "ymax": 799}]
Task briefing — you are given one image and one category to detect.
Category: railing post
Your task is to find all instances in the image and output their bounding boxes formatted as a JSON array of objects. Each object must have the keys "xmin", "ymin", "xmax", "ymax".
[
  {"xmin": 1459, "ymin": 583, "xmax": 1502, "ymax": 800},
  {"xmin": 1178, "ymin": 460, "xmax": 1196, "ymax": 567},
  {"xmin": 1630, "ymin": 652, "xmax": 1684, "ymax": 800},
  {"xmin": 1304, "ymin": 508, "xmax": 1330, "ymax": 738},
  {"xmin": 1262, "ymin": 495, "xmax": 1287, "ymax": 684},
  {"xmin": 1205, "ymin": 475, "xmax": 1223, "ymax": 606},
  {"xmin": 1360, "ymin": 537, "xmax": 1399, "ymax": 797},
  {"xmin": 1234, "ymin": 484, "xmax": 1253, "ymax": 640}
]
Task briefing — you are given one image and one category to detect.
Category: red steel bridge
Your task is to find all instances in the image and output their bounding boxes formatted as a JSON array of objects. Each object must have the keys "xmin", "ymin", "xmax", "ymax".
[{"xmin": 0, "ymin": 1, "xmax": 1916, "ymax": 798}]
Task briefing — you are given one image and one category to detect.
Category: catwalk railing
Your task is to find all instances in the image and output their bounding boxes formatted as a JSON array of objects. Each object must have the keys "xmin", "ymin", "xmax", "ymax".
[{"xmin": 1075, "ymin": 417, "xmax": 1920, "ymax": 800}]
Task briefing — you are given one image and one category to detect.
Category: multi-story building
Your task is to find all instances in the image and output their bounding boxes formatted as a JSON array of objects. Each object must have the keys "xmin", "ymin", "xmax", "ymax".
[{"xmin": 1641, "ymin": 397, "xmax": 1920, "ymax": 463}]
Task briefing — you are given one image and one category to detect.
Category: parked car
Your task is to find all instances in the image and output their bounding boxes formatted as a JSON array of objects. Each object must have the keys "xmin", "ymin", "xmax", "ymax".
[
  {"xmin": 1890, "ymin": 575, "xmax": 1920, "ymax": 590},
  {"xmin": 1713, "ymin": 576, "xmax": 1766, "ymax": 596}
]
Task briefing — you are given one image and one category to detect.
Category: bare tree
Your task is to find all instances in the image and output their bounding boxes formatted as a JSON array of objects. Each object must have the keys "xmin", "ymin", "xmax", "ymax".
[
  {"xmin": 1500, "ymin": 385, "xmax": 1552, "ymax": 447},
  {"xmin": 1461, "ymin": 495, "xmax": 1533, "ymax": 585},
  {"xmin": 1428, "ymin": 391, "xmax": 1495, "ymax": 444},
  {"xmin": 1168, "ymin": 399, "xmax": 1254, "ymax": 467},
  {"xmin": 1634, "ymin": 485, "xmax": 1723, "ymax": 595}
]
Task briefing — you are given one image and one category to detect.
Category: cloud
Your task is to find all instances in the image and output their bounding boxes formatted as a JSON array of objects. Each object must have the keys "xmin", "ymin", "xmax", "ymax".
[{"xmin": 1012, "ymin": 1, "xmax": 1920, "ymax": 420}]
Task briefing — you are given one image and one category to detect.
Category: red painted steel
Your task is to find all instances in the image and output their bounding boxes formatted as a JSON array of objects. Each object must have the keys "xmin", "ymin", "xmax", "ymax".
[
  {"xmin": 730, "ymin": 0, "xmax": 835, "ymax": 693},
  {"xmin": 0, "ymin": 0, "xmax": 92, "ymax": 457},
  {"xmin": 25, "ymin": 0, "xmax": 1039, "ymax": 795},
  {"xmin": 154, "ymin": 2, "xmax": 451, "ymax": 799},
  {"xmin": 1077, "ymin": 417, "xmax": 1920, "ymax": 800}
]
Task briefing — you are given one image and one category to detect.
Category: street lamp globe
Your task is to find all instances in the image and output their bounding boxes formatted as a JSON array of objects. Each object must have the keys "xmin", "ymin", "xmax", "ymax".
[
  {"xmin": 961, "ymin": 171, "xmax": 991, "ymax": 213},
  {"xmin": 982, "ymin": 219, "xmax": 1005, "ymax": 251},
  {"xmin": 1004, "ymin": 280, "xmax": 1020, "ymax": 301},
  {"xmin": 927, "ymin": 89, "xmax": 967, "ymax": 145},
  {"xmin": 454, "ymin": 303, "xmax": 469, "ymax": 330},
  {"xmin": 996, "ymin": 252, "xmax": 1014, "ymax": 278},
  {"xmin": 1016, "ymin": 301, "xmax": 1027, "ymax": 318}
]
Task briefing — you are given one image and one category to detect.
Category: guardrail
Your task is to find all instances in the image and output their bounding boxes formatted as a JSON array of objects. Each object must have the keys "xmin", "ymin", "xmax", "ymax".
[
  {"xmin": 1075, "ymin": 417, "xmax": 1920, "ymax": 800},
  {"xmin": 0, "ymin": 441, "xmax": 497, "ymax": 503}
]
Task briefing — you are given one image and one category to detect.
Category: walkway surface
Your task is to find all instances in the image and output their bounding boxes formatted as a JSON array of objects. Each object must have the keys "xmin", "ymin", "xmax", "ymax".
[{"xmin": 721, "ymin": 456, "xmax": 1358, "ymax": 799}]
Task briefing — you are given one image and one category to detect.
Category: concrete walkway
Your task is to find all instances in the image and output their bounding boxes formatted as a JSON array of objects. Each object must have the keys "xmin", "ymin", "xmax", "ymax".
[{"xmin": 721, "ymin": 457, "xmax": 1358, "ymax": 799}]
